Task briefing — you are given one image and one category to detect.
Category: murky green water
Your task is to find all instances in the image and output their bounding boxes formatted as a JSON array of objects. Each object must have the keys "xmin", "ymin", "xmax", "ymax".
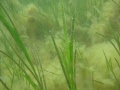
[{"xmin": 0, "ymin": 0, "xmax": 120, "ymax": 90}]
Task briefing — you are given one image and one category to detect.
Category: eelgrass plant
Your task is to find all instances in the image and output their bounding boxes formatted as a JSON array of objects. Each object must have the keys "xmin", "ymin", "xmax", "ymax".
[
  {"xmin": 0, "ymin": 79, "xmax": 9, "ymax": 90},
  {"xmin": 0, "ymin": 3, "xmax": 47, "ymax": 90},
  {"xmin": 50, "ymin": 0, "xmax": 77, "ymax": 90},
  {"xmin": 94, "ymin": 7, "xmax": 120, "ymax": 89},
  {"xmin": 0, "ymin": 38, "xmax": 16, "ymax": 89},
  {"xmin": 3, "ymin": 0, "xmax": 21, "ymax": 19},
  {"xmin": 64, "ymin": 0, "xmax": 108, "ymax": 25}
]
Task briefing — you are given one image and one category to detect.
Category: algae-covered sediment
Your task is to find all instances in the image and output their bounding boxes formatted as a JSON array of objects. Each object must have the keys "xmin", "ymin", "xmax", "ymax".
[{"xmin": 0, "ymin": 0, "xmax": 120, "ymax": 90}]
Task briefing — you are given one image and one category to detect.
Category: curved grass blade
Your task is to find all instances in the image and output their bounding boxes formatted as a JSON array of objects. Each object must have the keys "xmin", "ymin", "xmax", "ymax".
[
  {"xmin": 0, "ymin": 4, "xmax": 39, "ymax": 81},
  {"xmin": 0, "ymin": 78, "xmax": 10, "ymax": 90},
  {"xmin": 103, "ymin": 51, "xmax": 120, "ymax": 88},
  {"xmin": 0, "ymin": 29, "xmax": 41, "ymax": 84},
  {"xmin": 0, "ymin": 51, "xmax": 38, "ymax": 90},
  {"xmin": 50, "ymin": 31, "xmax": 71, "ymax": 90},
  {"xmin": 0, "ymin": 4, "xmax": 43, "ymax": 89},
  {"xmin": 115, "ymin": 58, "xmax": 120, "ymax": 68}
]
